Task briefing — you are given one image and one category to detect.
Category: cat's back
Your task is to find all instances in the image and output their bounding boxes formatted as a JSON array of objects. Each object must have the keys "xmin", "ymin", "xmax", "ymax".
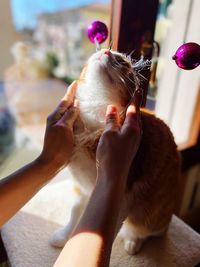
[
  {"xmin": 126, "ymin": 110, "xmax": 182, "ymax": 232},
  {"xmin": 128, "ymin": 110, "xmax": 181, "ymax": 183}
]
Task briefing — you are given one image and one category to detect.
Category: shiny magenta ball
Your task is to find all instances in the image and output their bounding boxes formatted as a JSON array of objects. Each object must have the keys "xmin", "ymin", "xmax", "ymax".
[
  {"xmin": 172, "ymin": 42, "xmax": 200, "ymax": 70},
  {"xmin": 87, "ymin": 20, "xmax": 108, "ymax": 44}
]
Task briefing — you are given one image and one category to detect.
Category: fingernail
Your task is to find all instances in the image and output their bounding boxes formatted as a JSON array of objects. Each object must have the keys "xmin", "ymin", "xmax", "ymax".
[
  {"xmin": 67, "ymin": 80, "xmax": 77, "ymax": 92},
  {"xmin": 126, "ymin": 104, "xmax": 136, "ymax": 115},
  {"xmin": 106, "ymin": 105, "xmax": 117, "ymax": 116},
  {"xmin": 71, "ymin": 80, "xmax": 77, "ymax": 85},
  {"xmin": 74, "ymin": 99, "xmax": 80, "ymax": 108}
]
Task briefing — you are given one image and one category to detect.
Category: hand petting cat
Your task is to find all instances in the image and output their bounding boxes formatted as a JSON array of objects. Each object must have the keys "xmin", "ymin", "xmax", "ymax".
[
  {"xmin": 37, "ymin": 80, "xmax": 80, "ymax": 171},
  {"xmin": 0, "ymin": 81, "xmax": 80, "ymax": 227},
  {"xmin": 96, "ymin": 88, "xmax": 142, "ymax": 189}
]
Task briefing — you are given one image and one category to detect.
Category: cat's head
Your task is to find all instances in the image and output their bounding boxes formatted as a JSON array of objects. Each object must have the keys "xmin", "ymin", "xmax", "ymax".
[
  {"xmin": 79, "ymin": 49, "xmax": 140, "ymax": 106},
  {"xmin": 76, "ymin": 49, "xmax": 147, "ymax": 128}
]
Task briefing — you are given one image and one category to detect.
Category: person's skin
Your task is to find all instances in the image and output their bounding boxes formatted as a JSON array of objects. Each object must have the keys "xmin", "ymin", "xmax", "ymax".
[
  {"xmin": 0, "ymin": 78, "xmax": 142, "ymax": 267},
  {"xmin": 0, "ymin": 81, "xmax": 79, "ymax": 227},
  {"xmin": 53, "ymin": 89, "xmax": 142, "ymax": 267}
]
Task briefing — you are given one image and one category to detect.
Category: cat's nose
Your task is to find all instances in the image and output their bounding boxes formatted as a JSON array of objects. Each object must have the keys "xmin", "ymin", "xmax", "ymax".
[{"xmin": 104, "ymin": 50, "xmax": 110, "ymax": 55}]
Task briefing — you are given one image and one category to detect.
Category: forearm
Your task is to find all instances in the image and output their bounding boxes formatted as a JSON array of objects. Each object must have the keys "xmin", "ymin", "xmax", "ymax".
[
  {"xmin": 75, "ymin": 173, "xmax": 124, "ymax": 258},
  {"xmin": 0, "ymin": 158, "xmax": 59, "ymax": 227},
  {"xmin": 54, "ymin": 171, "xmax": 125, "ymax": 267}
]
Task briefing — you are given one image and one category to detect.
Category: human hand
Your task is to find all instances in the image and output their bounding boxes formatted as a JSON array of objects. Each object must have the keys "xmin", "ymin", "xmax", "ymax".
[
  {"xmin": 37, "ymin": 80, "xmax": 79, "ymax": 171},
  {"xmin": 96, "ymin": 89, "xmax": 142, "ymax": 187}
]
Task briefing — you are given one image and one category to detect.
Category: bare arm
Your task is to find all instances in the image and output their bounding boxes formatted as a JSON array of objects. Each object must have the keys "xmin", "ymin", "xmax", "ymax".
[
  {"xmin": 54, "ymin": 89, "xmax": 142, "ymax": 267},
  {"xmin": 0, "ymin": 81, "xmax": 79, "ymax": 227},
  {"xmin": 0, "ymin": 159, "xmax": 57, "ymax": 227}
]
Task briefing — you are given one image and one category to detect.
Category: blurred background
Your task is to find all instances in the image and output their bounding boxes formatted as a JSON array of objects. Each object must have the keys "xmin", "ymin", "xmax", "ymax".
[
  {"xmin": 0, "ymin": 0, "xmax": 200, "ymax": 255},
  {"xmin": 0, "ymin": 0, "xmax": 110, "ymax": 170}
]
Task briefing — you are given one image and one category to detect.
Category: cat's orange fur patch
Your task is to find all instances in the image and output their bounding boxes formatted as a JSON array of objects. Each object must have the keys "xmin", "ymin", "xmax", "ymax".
[
  {"xmin": 140, "ymin": 107, "xmax": 155, "ymax": 115},
  {"xmin": 79, "ymin": 64, "xmax": 88, "ymax": 82},
  {"xmin": 73, "ymin": 185, "xmax": 82, "ymax": 195}
]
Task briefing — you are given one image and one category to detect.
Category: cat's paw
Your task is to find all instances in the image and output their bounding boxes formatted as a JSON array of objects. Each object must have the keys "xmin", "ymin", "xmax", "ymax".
[
  {"xmin": 124, "ymin": 239, "xmax": 143, "ymax": 255},
  {"xmin": 50, "ymin": 228, "xmax": 69, "ymax": 248}
]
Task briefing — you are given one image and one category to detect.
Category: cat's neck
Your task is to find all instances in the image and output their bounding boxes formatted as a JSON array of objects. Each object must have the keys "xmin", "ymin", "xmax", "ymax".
[{"xmin": 76, "ymin": 81, "xmax": 125, "ymax": 131}]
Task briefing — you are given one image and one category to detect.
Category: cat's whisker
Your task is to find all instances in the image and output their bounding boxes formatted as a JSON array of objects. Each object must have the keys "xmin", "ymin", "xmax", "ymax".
[
  {"xmin": 128, "ymin": 49, "xmax": 136, "ymax": 58},
  {"xmin": 115, "ymin": 68, "xmax": 136, "ymax": 85},
  {"xmin": 137, "ymin": 72, "xmax": 147, "ymax": 81},
  {"xmin": 109, "ymin": 64, "xmax": 137, "ymax": 96}
]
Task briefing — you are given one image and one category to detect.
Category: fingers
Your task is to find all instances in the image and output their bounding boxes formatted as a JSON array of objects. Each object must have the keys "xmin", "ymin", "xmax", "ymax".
[
  {"xmin": 105, "ymin": 105, "xmax": 120, "ymax": 131},
  {"xmin": 121, "ymin": 89, "xmax": 143, "ymax": 134},
  {"xmin": 48, "ymin": 80, "xmax": 78, "ymax": 124},
  {"xmin": 58, "ymin": 100, "xmax": 80, "ymax": 127},
  {"xmin": 61, "ymin": 80, "xmax": 78, "ymax": 107}
]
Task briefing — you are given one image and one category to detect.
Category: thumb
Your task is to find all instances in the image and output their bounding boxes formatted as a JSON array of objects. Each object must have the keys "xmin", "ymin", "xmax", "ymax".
[
  {"xmin": 105, "ymin": 105, "xmax": 120, "ymax": 131},
  {"xmin": 58, "ymin": 100, "xmax": 80, "ymax": 127}
]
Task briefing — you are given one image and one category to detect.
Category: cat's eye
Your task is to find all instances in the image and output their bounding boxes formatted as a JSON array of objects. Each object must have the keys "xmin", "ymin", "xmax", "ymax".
[{"xmin": 114, "ymin": 56, "xmax": 130, "ymax": 68}]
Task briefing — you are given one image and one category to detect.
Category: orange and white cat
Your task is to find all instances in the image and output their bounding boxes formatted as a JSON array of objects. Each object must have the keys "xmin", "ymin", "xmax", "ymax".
[{"xmin": 50, "ymin": 49, "xmax": 181, "ymax": 255}]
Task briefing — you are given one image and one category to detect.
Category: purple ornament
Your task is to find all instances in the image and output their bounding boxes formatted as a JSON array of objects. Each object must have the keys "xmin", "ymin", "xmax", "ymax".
[
  {"xmin": 172, "ymin": 42, "xmax": 200, "ymax": 70},
  {"xmin": 87, "ymin": 20, "xmax": 108, "ymax": 45}
]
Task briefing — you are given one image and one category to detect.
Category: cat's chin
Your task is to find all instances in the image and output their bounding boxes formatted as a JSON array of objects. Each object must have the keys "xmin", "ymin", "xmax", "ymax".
[
  {"xmin": 88, "ymin": 52, "xmax": 110, "ymax": 71},
  {"xmin": 90, "ymin": 56, "xmax": 109, "ymax": 70},
  {"xmin": 86, "ymin": 62, "xmax": 112, "ymax": 86}
]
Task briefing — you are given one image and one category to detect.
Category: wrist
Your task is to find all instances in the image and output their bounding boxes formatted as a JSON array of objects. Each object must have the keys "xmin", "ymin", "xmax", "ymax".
[
  {"xmin": 34, "ymin": 156, "xmax": 62, "ymax": 178},
  {"xmin": 96, "ymin": 168, "xmax": 127, "ymax": 193}
]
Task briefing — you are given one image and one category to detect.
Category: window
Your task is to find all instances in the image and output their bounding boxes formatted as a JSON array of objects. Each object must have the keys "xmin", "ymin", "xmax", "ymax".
[
  {"xmin": 154, "ymin": 0, "xmax": 200, "ymax": 149},
  {"xmin": 0, "ymin": 0, "xmax": 110, "ymax": 175},
  {"xmin": 111, "ymin": 0, "xmax": 200, "ymax": 150}
]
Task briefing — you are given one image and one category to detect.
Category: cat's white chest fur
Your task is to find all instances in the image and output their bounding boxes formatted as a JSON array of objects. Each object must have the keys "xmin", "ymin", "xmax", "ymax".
[
  {"xmin": 68, "ymin": 147, "xmax": 97, "ymax": 195},
  {"xmin": 67, "ymin": 60, "xmax": 127, "ymax": 194}
]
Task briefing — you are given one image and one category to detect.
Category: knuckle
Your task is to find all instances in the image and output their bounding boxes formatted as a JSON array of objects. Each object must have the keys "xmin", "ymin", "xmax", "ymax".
[
  {"xmin": 103, "ymin": 129, "xmax": 118, "ymax": 139},
  {"xmin": 60, "ymin": 100, "xmax": 68, "ymax": 107},
  {"xmin": 54, "ymin": 123, "xmax": 67, "ymax": 133},
  {"xmin": 47, "ymin": 114, "xmax": 53, "ymax": 123},
  {"xmin": 125, "ymin": 124, "xmax": 140, "ymax": 136},
  {"xmin": 106, "ymin": 114, "xmax": 117, "ymax": 123},
  {"xmin": 68, "ymin": 107, "xmax": 75, "ymax": 115},
  {"xmin": 60, "ymin": 105, "xmax": 68, "ymax": 113},
  {"xmin": 55, "ymin": 122, "xmax": 67, "ymax": 129},
  {"xmin": 106, "ymin": 118, "xmax": 116, "ymax": 126},
  {"xmin": 64, "ymin": 108, "xmax": 76, "ymax": 122}
]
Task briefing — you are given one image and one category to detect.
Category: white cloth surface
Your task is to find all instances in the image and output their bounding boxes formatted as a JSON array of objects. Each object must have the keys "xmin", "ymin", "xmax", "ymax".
[{"xmin": 1, "ymin": 174, "xmax": 200, "ymax": 267}]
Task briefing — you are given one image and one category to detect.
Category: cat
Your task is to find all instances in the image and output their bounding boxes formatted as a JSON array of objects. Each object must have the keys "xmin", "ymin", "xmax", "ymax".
[{"xmin": 50, "ymin": 49, "xmax": 182, "ymax": 255}]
